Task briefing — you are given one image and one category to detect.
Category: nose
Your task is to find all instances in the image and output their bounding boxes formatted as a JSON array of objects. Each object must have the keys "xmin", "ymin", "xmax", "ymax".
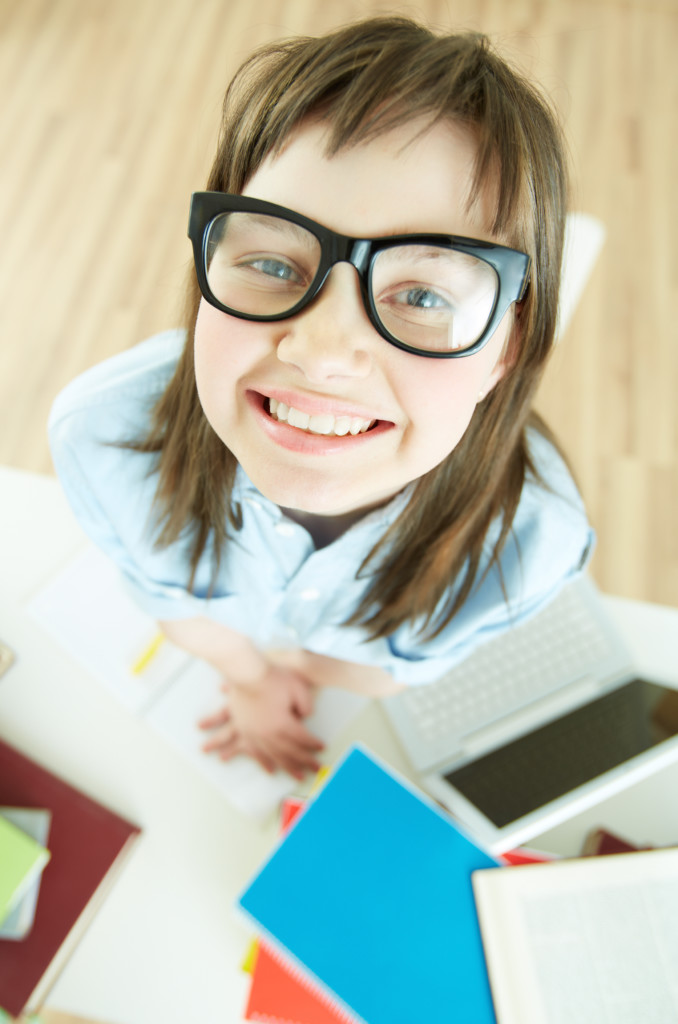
[{"xmin": 274, "ymin": 264, "xmax": 375, "ymax": 382}]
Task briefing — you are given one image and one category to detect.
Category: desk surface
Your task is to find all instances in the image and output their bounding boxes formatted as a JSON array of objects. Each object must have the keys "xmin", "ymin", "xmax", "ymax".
[{"xmin": 1, "ymin": 465, "xmax": 677, "ymax": 1024}]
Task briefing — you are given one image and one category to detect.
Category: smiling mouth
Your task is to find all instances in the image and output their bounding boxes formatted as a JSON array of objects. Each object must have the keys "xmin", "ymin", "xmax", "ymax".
[{"xmin": 267, "ymin": 397, "xmax": 377, "ymax": 437}]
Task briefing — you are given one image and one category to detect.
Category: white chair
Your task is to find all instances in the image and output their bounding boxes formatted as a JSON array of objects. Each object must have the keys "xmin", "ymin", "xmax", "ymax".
[{"xmin": 556, "ymin": 212, "xmax": 606, "ymax": 341}]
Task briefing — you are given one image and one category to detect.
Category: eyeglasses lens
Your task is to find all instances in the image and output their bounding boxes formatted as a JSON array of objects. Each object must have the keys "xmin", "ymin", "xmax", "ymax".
[
  {"xmin": 371, "ymin": 246, "xmax": 498, "ymax": 353},
  {"xmin": 205, "ymin": 212, "xmax": 498, "ymax": 353},
  {"xmin": 205, "ymin": 212, "xmax": 322, "ymax": 317}
]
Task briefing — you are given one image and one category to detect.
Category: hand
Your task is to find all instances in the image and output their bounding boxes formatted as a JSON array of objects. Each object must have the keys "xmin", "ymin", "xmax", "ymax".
[{"xmin": 198, "ymin": 663, "xmax": 325, "ymax": 779}]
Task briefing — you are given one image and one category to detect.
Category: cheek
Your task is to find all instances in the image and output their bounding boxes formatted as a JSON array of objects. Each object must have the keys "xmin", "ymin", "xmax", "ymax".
[
  {"xmin": 394, "ymin": 312, "xmax": 511, "ymax": 425},
  {"xmin": 401, "ymin": 357, "xmax": 487, "ymax": 435},
  {"xmin": 394, "ymin": 338, "xmax": 507, "ymax": 474},
  {"xmin": 192, "ymin": 302, "xmax": 257, "ymax": 447},
  {"xmin": 194, "ymin": 301, "xmax": 236, "ymax": 377},
  {"xmin": 193, "ymin": 301, "xmax": 259, "ymax": 412}
]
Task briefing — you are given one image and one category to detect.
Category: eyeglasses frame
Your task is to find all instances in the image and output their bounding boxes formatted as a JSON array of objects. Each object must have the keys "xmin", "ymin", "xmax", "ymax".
[{"xmin": 188, "ymin": 191, "xmax": 531, "ymax": 359}]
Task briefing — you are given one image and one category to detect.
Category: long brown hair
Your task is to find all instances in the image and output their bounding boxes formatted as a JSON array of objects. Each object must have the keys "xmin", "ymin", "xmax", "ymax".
[{"xmin": 137, "ymin": 17, "xmax": 569, "ymax": 640}]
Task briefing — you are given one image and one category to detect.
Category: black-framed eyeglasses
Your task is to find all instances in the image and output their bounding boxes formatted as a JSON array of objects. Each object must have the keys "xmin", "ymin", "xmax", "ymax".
[{"xmin": 188, "ymin": 192, "xmax": 531, "ymax": 358}]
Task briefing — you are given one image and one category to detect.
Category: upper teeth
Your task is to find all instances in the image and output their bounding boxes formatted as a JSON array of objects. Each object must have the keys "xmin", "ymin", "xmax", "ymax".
[{"xmin": 268, "ymin": 398, "xmax": 374, "ymax": 436}]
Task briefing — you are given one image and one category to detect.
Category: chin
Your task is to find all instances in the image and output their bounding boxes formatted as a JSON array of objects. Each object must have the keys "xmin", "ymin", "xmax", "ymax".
[
  {"xmin": 270, "ymin": 486, "xmax": 357, "ymax": 517},
  {"xmin": 246, "ymin": 467, "xmax": 374, "ymax": 517}
]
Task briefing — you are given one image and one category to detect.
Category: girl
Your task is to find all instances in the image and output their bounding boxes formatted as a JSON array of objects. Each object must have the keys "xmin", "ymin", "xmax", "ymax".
[{"xmin": 49, "ymin": 17, "xmax": 593, "ymax": 780}]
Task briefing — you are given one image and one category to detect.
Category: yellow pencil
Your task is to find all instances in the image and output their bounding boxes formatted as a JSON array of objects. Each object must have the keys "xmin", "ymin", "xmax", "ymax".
[{"xmin": 131, "ymin": 632, "xmax": 165, "ymax": 675}]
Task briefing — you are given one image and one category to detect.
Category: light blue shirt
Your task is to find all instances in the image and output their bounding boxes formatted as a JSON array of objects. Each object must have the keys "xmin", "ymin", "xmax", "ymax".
[{"xmin": 48, "ymin": 330, "xmax": 594, "ymax": 685}]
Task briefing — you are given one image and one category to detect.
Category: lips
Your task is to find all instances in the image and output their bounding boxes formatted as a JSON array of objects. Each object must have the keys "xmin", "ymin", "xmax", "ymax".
[
  {"xmin": 243, "ymin": 389, "xmax": 391, "ymax": 455},
  {"xmin": 268, "ymin": 398, "xmax": 375, "ymax": 437}
]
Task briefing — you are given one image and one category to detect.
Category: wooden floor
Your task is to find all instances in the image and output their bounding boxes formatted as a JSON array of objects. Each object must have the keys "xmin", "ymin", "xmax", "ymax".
[{"xmin": 0, "ymin": 0, "xmax": 676, "ymax": 607}]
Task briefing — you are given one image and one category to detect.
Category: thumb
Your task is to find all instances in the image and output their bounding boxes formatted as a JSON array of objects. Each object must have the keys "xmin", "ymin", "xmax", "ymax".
[{"xmin": 291, "ymin": 677, "xmax": 316, "ymax": 718}]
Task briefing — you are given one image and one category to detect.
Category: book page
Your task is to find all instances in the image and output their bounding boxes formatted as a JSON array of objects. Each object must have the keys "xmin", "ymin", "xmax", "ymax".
[{"xmin": 473, "ymin": 848, "xmax": 678, "ymax": 1024}]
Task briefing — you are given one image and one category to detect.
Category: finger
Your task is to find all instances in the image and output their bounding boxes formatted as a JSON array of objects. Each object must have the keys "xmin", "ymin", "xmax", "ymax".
[
  {"xmin": 245, "ymin": 734, "xmax": 322, "ymax": 780},
  {"xmin": 217, "ymin": 741, "xmax": 241, "ymax": 762},
  {"xmin": 197, "ymin": 706, "xmax": 232, "ymax": 730},
  {"xmin": 265, "ymin": 737, "xmax": 324, "ymax": 778},
  {"xmin": 201, "ymin": 725, "xmax": 237, "ymax": 754},
  {"xmin": 238, "ymin": 736, "xmax": 306, "ymax": 779},
  {"xmin": 291, "ymin": 682, "xmax": 316, "ymax": 719},
  {"xmin": 279, "ymin": 756, "xmax": 321, "ymax": 780},
  {"xmin": 248, "ymin": 746, "xmax": 277, "ymax": 775},
  {"xmin": 284, "ymin": 720, "xmax": 326, "ymax": 751}
]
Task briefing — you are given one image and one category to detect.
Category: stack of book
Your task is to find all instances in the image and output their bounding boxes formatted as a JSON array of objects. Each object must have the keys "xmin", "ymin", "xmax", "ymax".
[
  {"xmin": 236, "ymin": 745, "xmax": 501, "ymax": 1024},
  {"xmin": 240, "ymin": 793, "xmax": 557, "ymax": 1024},
  {"xmin": 0, "ymin": 738, "xmax": 140, "ymax": 1019},
  {"xmin": 236, "ymin": 744, "xmax": 677, "ymax": 1024}
]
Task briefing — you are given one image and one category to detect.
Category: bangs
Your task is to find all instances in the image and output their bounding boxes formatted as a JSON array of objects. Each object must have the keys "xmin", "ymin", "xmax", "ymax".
[{"xmin": 215, "ymin": 24, "xmax": 542, "ymax": 248}]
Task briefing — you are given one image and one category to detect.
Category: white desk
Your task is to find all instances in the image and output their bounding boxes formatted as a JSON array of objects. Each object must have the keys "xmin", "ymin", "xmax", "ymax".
[{"xmin": 1, "ymin": 465, "xmax": 677, "ymax": 1024}]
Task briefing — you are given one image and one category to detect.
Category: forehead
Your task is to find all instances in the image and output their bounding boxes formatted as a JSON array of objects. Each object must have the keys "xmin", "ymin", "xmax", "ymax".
[{"xmin": 241, "ymin": 118, "xmax": 501, "ymax": 242}]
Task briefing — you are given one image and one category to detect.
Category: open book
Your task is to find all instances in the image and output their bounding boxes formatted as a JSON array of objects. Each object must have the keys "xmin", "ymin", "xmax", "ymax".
[
  {"xmin": 28, "ymin": 544, "xmax": 368, "ymax": 823},
  {"xmin": 472, "ymin": 847, "xmax": 678, "ymax": 1023}
]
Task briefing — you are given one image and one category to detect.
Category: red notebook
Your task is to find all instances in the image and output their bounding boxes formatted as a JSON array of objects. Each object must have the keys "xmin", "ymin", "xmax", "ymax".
[
  {"xmin": 0, "ymin": 737, "xmax": 141, "ymax": 1018},
  {"xmin": 500, "ymin": 846, "xmax": 555, "ymax": 866},
  {"xmin": 245, "ymin": 942, "xmax": 357, "ymax": 1024}
]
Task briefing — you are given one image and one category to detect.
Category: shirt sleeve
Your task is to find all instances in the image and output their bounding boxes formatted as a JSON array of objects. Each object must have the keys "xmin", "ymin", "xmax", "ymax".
[{"xmin": 48, "ymin": 332, "xmax": 210, "ymax": 620}]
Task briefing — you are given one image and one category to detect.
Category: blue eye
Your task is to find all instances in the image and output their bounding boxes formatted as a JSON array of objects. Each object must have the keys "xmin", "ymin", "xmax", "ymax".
[
  {"xmin": 401, "ymin": 287, "xmax": 450, "ymax": 309},
  {"xmin": 248, "ymin": 258, "xmax": 303, "ymax": 283}
]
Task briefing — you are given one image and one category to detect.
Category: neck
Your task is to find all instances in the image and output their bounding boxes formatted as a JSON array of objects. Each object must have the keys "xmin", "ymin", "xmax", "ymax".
[{"xmin": 280, "ymin": 506, "xmax": 372, "ymax": 549}]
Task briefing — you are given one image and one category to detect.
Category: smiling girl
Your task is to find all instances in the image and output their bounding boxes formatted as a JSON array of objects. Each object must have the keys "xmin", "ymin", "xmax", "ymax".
[{"xmin": 49, "ymin": 17, "xmax": 593, "ymax": 779}]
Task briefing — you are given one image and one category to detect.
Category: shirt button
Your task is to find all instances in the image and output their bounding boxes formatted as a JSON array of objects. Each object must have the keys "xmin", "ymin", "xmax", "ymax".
[
  {"xmin": 299, "ymin": 588, "xmax": 320, "ymax": 601},
  {"xmin": 275, "ymin": 522, "xmax": 295, "ymax": 537}
]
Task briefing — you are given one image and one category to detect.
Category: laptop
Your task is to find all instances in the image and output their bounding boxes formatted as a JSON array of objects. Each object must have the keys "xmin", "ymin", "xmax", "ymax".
[{"xmin": 381, "ymin": 576, "xmax": 678, "ymax": 852}]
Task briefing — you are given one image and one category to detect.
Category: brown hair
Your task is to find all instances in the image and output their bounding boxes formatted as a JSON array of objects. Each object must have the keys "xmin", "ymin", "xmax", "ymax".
[{"xmin": 136, "ymin": 16, "xmax": 569, "ymax": 640}]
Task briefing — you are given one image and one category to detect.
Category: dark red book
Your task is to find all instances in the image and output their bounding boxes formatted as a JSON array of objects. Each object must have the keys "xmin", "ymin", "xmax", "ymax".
[
  {"xmin": 581, "ymin": 827, "xmax": 651, "ymax": 857},
  {"xmin": 0, "ymin": 737, "xmax": 140, "ymax": 1018}
]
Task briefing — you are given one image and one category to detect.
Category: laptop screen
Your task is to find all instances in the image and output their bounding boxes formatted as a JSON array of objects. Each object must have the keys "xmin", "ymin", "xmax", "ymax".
[{"xmin": 443, "ymin": 678, "xmax": 678, "ymax": 827}]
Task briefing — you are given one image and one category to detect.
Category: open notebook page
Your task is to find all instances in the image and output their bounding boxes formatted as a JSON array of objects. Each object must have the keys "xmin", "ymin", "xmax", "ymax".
[{"xmin": 27, "ymin": 543, "xmax": 368, "ymax": 822}]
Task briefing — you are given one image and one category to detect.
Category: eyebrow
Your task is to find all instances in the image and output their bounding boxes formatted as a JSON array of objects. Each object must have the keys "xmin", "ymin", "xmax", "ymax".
[
  {"xmin": 377, "ymin": 244, "xmax": 484, "ymax": 267},
  {"xmin": 238, "ymin": 212, "xmax": 317, "ymax": 246}
]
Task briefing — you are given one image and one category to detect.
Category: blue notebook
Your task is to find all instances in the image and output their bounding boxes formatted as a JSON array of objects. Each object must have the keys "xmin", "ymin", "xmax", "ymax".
[{"xmin": 237, "ymin": 745, "xmax": 499, "ymax": 1024}]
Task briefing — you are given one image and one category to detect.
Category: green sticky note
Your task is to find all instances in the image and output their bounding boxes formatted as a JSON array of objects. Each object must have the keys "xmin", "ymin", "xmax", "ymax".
[
  {"xmin": 0, "ymin": 1016, "xmax": 43, "ymax": 1023},
  {"xmin": 0, "ymin": 813, "xmax": 50, "ymax": 926}
]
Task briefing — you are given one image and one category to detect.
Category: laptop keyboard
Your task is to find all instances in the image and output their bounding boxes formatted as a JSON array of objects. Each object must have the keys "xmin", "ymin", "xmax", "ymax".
[{"xmin": 391, "ymin": 582, "xmax": 621, "ymax": 758}]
